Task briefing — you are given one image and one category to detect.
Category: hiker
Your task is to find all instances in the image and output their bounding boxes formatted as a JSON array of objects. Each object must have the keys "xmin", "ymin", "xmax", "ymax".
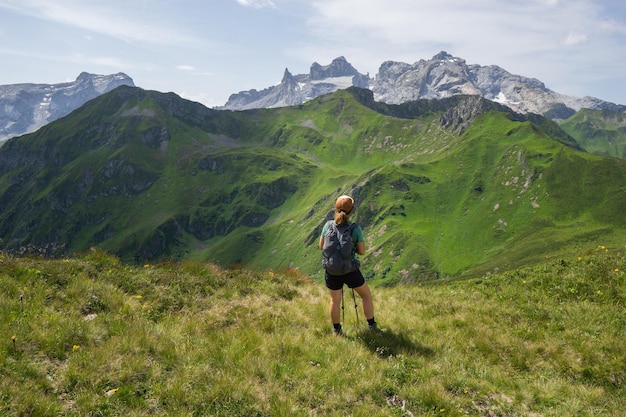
[{"xmin": 319, "ymin": 195, "xmax": 378, "ymax": 335}]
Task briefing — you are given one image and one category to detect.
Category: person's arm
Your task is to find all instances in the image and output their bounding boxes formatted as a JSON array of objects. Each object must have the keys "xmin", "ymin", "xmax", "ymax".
[
  {"xmin": 354, "ymin": 224, "xmax": 365, "ymax": 255},
  {"xmin": 319, "ymin": 221, "xmax": 329, "ymax": 250},
  {"xmin": 355, "ymin": 241, "xmax": 365, "ymax": 255}
]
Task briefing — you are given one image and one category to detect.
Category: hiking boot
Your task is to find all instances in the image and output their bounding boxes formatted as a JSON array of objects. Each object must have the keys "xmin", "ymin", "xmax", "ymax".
[
  {"xmin": 333, "ymin": 326, "xmax": 343, "ymax": 336},
  {"xmin": 368, "ymin": 322, "xmax": 383, "ymax": 332}
]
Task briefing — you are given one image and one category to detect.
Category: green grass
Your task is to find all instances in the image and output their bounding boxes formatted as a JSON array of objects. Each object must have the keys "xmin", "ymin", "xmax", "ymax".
[
  {"xmin": 560, "ymin": 109, "xmax": 626, "ymax": 159},
  {"xmin": 2, "ymin": 246, "xmax": 624, "ymax": 416}
]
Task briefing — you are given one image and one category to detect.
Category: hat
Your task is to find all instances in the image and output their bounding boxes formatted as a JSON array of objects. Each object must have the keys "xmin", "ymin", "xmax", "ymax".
[{"xmin": 334, "ymin": 195, "xmax": 354, "ymax": 214}]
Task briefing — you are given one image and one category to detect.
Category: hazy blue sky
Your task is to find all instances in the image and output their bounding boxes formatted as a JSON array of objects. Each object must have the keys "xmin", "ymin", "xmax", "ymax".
[{"xmin": 1, "ymin": 0, "xmax": 625, "ymax": 107}]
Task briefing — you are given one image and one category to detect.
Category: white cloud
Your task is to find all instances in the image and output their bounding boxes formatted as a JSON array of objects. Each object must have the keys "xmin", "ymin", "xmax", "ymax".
[
  {"xmin": 532, "ymin": 0, "xmax": 561, "ymax": 6},
  {"xmin": 0, "ymin": 0, "xmax": 198, "ymax": 45},
  {"xmin": 176, "ymin": 65, "xmax": 196, "ymax": 71},
  {"xmin": 89, "ymin": 56, "xmax": 130, "ymax": 69},
  {"xmin": 565, "ymin": 32, "xmax": 588, "ymax": 46},
  {"xmin": 179, "ymin": 91, "xmax": 221, "ymax": 108},
  {"xmin": 0, "ymin": 46, "xmax": 130, "ymax": 70},
  {"xmin": 600, "ymin": 18, "xmax": 626, "ymax": 34},
  {"xmin": 235, "ymin": 0, "xmax": 276, "ymax": 9}
]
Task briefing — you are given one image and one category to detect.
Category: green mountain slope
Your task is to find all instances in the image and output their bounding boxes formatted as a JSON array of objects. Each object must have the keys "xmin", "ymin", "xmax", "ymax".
[
  {"xmin": 560, "ymin": 108, "xmax": 626, "ymax": 159},
  {"xmin": 0, "ymin": 86, "xmax": 625, "ymax": 282}
]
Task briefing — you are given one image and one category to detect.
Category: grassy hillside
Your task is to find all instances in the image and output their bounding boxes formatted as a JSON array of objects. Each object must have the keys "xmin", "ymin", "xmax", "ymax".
[
  {"xmin": 1, "ymin": 87, "xmax": 625, "ymax": 283},
  {"xmin": 560, "ymin": 109, "xmax": 626, "ymax": 159},
  {"xmin": 2, "ymin": 248, "xmax": 624, "ymax": 416},
  {"xmin": 250, "ymin": 101, "xmax": 626, "ymax": 283}
]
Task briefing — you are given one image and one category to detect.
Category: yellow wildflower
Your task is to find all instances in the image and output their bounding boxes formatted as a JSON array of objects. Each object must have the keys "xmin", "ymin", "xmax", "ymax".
[
  {"xmin": 135, "ymin": 295, "xmax": 143, "ymax": 299},
  {"xmin": 73, "ymin": 345, "xmax": 80, "ymax": 351}
]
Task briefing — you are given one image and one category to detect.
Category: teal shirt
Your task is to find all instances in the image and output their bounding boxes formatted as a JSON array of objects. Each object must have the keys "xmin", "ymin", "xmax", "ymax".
[{"xmin": 320, "ymin": 221, "xmax": 364, "ymax": 257}]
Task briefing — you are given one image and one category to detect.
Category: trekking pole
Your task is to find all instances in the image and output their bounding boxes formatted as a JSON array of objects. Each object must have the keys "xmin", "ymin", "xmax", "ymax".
[
  {"xmin": 352, "ymin": 288, "xmax": 359, "ymax": 327},
  {"xmin": 341, "ymin": 287, "xmax": 345, "ymax": 325}
]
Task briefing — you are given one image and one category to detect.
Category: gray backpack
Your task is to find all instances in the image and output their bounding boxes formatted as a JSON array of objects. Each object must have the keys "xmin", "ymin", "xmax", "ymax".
[{"xmin": 321, "ymin": 221, "xmax": 360, "ymax": 275}]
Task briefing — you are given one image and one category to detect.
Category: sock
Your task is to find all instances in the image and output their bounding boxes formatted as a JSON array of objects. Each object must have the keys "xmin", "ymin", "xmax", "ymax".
[
  {"xmin": 367, "ymin": 317, "xmax": 376, "ymax": 327},
  {"xmin": 333, "ymin": 323, "xmax": 342, "ymax": 332}
]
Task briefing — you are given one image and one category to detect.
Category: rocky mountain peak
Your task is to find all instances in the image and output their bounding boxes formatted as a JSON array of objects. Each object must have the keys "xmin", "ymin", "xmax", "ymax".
[
  {"xmin": 222, "ymin": 52, "xmax": 625, "ymax": 119},
  {"xmin": 310, "ymin": 56, "xmax": 359, "ymax": 80},
  {"xmin": 432, "ymin": 51, "xmax": 451, "ymax": 59},
  {"xmin": 0, "ymin": 72, "xmax": 135, "ymax": 142},
  {"xmin": 281, "ymin": 68, "xmax": 295, "ymax": 83},
  {"xmin": 432, "ymin": 51, "xmax": 456, "ymax": 62},
  {"xmin": 76, "ymin": 71, "xmax": 94, "ymax": 82},
  {"xmin": 221, "ymin": 57, "xmax": 370, "ymax": 110}
]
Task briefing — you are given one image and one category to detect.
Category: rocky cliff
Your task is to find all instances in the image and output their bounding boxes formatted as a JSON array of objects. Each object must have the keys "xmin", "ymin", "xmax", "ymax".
[
  {"xmin": 223, "ymin": 52, "xmax": 625, "ymax": 120},
  {"xmin": 373, "ymin": 52, "xmax": 625, "ymax": 119},
  {"xmin": 221, "ymin": 56, "xmax": 369, "ymax": 110},
  {"xmin": 0, "ymin": 72, "xmax": 135, "ymax": 143}
]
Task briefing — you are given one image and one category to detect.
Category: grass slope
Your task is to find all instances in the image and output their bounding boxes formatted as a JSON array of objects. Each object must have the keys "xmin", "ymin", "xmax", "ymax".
[
  {"xmin": 560, "ymin": 109, "xmax": 626, "ymax": 159},
  {"xmin": 1, "ymin": 248, "xmax": 624, "ymax": 416},
  {"xmin": 253, "ymin": 106, "xmax": 626, "ymax": 283}
]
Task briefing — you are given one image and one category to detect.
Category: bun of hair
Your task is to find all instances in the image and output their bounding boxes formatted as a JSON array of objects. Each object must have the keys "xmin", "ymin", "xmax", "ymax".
[{"xmin": 334, "ymin": 195, "xmax": 354, "ymax": 214}]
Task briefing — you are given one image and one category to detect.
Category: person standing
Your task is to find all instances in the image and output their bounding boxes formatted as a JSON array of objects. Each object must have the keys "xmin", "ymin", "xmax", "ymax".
[{"xmin": 319, "ymin": 195, "xmax": 378, "ymax": 335}]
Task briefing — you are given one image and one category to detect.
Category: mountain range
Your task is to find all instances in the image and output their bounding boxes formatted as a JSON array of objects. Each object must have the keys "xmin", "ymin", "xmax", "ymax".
[
  {"xmin": 0, "ymin": 85, "xmax": 624, "ymax": 282},
  {"xmin": 223, "ymin": 52, "xmax": 626, "ymax": 120},
  {"xmin": 0, "ymin": 72, "xmax": 134, "ymax": 143},
  {"xmin": 1, "ymin": 52, "xmax": 624, "ymax": 149}
]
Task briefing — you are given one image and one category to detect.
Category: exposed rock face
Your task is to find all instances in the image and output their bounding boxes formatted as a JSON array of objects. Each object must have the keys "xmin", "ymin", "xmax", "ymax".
[
  {"xmin": 0, "ymin": 72, "xmax": 135, "ymax": 142},
  {"xmin": 373, "ymin": 52, "xmax": 625, "ymax": 118},
  {"xmin": 222, "ymin": 52, "xmax": 625, "ymax": 119},
  {"xmin": 221, "ymin": 56, "xmax": 369, "ymax": 110},
  {"xmin": 374, "ymin": 52, "xmax": 481, "ymax": 103}
]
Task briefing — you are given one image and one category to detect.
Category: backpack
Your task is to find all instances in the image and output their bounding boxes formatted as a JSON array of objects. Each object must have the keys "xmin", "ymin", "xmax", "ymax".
[{"xmin": 321, "ymin": 221, "xmax": 360, "ymax": 275}]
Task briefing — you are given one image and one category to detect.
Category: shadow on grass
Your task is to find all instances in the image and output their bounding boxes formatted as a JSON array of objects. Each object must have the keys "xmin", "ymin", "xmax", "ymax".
[{"xmin": 355, "ymin": 328, "xmax": 435, "ymax": 357}]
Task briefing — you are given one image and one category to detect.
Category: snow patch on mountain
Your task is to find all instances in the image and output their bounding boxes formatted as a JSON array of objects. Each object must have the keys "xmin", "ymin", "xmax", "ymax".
[
  {"xmin": 0, "ymin": 72, "xmax": 135, "ymax": 143},
  {"xmin": 222, "ymin": 52, "xmax": 625, "ymax": 119}
]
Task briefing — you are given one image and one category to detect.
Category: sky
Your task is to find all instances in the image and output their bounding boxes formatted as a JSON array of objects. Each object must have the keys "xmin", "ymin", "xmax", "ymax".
[{"xmin": 1, "ymin": 0, "xmax": 625, "ymax": 108}]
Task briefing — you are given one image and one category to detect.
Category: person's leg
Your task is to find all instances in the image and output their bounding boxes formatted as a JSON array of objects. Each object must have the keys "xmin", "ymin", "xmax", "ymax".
[
  {"xmin": 353, "ymin": 283, "xmax": 374, "ymax": 321},
  {"xmin": 325, "ymin": 273, "xmax": 345, "ymax": 334},
  {"xmin": 329, "ymin": 288, "xmax": 343, "ymax": 327}
]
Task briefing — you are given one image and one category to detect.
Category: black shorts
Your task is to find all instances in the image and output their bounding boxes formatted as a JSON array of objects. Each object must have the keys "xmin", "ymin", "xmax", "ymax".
[{"xmin": 325, "ymin": 269, "xmax": 365, "ymax": 290}]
